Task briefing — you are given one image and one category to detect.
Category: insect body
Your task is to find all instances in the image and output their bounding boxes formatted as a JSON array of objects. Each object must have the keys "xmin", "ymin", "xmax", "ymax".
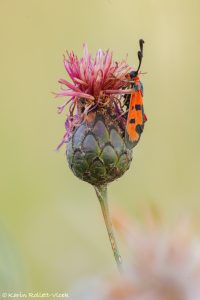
[{"xmin": 125, "ymin": 40, "xmax": 147, "ymax": 149}]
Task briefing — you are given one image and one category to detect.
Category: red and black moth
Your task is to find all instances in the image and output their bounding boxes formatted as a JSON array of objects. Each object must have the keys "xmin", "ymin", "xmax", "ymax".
[{"xmin": 125, "ymin": 39, "xmax": 147, "ymax": 148}]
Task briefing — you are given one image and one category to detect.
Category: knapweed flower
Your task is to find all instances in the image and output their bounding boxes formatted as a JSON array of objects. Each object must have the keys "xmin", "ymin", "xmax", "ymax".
[
  {"xmin": 71, "ymin": 211, "xmax": 200, "ymax": 300},
  {"xmin": 54, "ymin": 42, "xmax": 146, "ymax": 270}
]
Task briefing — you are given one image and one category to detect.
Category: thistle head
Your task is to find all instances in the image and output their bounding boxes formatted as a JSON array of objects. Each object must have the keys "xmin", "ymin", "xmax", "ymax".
[{"xmin": 55, "ymin": 43, "xmax": 146, "ymax": 186}]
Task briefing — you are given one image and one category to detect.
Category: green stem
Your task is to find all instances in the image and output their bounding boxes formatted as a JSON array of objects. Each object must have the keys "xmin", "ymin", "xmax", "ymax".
[{"xmin": 94, "ymin": 185, "xmax": 122, "ymax": 273}]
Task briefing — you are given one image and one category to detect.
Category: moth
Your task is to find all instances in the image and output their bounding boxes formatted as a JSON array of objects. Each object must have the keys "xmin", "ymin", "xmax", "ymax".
[{"xmin": 125, "ymin": 39, "xmax": 147, "ymax": 148}]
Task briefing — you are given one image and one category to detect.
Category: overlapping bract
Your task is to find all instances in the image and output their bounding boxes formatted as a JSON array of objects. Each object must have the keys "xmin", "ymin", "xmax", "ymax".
[{"xmin": 67, "ymin": 114, "xmax": 132, "ymax": 186}]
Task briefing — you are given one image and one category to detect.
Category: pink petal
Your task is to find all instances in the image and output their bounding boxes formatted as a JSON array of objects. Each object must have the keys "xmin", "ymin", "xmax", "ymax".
[
  {"xmin": 58, "ymin": 79, "xmax": 81, "ymax": 92},
  {"xmin": 55, "ymin": 91, "xmax": 95, "ymax": 100},
  {"xmin": 104, "ymin": 89, "xmax": 133, "ymax": 95}
]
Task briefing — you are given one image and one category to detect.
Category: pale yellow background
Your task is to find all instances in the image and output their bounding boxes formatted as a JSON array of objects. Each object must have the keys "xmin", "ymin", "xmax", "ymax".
[{"xmin": 0, "ymin": 0, "xmax": 200, "ymax": 293}]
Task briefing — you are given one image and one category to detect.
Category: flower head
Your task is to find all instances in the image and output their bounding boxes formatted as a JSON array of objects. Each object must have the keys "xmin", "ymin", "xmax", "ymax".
[{"xmin": 55, "ymin": 44, "xmax": 133, "ymax": 148}]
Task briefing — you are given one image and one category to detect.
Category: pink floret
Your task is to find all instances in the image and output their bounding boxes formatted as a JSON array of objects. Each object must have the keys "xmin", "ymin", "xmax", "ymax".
[{"xmin": 55, "ymin": 44, "xmax": 133, "ymax": 148}]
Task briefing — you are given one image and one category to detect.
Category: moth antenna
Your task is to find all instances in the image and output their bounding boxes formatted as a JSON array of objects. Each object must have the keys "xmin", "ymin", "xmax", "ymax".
[
  {"xmin": 139, "ymin": 39, "xmax": 144, "ymax": 53},
  {"xmin": 136, "ymin": 39, "xmax": 145, "ymax": 75}
]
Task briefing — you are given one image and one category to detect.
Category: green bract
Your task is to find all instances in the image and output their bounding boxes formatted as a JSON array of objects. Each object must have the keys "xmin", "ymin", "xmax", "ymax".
[{"xmin": 67, "ymin": 112, "xmax": 132, "ymax": 187}]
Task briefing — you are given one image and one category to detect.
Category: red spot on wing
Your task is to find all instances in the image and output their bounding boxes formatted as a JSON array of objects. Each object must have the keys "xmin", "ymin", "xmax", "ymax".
[{"xmin": 143, "ymin": 113, "xmax": 147, "ymax": 122}]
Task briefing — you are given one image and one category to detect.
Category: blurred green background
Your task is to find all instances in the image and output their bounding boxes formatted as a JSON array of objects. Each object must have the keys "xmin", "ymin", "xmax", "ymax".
[{"xmin": 0, "ymin": 0, "xmax": 200, "ymax": 293}]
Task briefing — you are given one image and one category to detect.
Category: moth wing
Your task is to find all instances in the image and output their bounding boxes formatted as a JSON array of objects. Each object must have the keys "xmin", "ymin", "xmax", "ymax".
[{"xmin": 125, "ymin": 90, "xmax": 145, "ymax": 149}]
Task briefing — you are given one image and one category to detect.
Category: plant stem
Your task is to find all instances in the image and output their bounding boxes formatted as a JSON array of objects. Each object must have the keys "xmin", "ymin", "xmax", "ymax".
[{"xmin": 94, "ymin": 185, "xmax": 123, "ymax": 273}]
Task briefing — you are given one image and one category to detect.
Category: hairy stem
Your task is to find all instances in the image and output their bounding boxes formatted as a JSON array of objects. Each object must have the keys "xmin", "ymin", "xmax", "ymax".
[{"xmin": 94, "ymin": 185, "xmax": 122, "ymax": 273}]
